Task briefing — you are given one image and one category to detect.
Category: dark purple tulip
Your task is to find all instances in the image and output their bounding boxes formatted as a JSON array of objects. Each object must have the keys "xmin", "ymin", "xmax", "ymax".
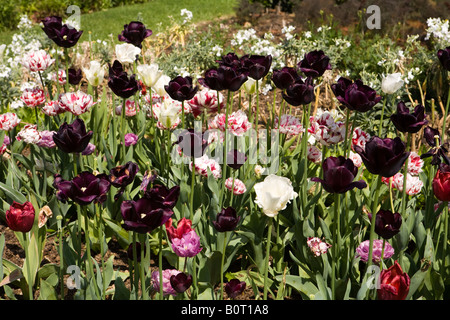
[
  {"xmin": 53, "ymin": 171, "xmax": 111, "ymax": 205},
  {"xmin": 110, "ymin": 161, "xmax": 139, "ymax": 200},
  {"xmin": 170, "ymin": 272, "xmax": 193, "ymax": 293},
  {"xmin": 199, "ymin": 66, "xmax": 248, "ymax": 92},
  {"xmin": 213, "ymin": 207, "xmax": 241, "ymax": 232},
  {"xmin": 144, "ymin": 183, "xmax": 180, "ymax": 209},
  {"xmin": 226, "ymin": 149, "xmax": 247, "ymax": 170},
  {"xmin": 298, "ymin": 50, "xmax": 332, "ymax": 78},
  {"xmin": 120, "ymin": 197, "xmax": 173, "ymax": 234},
  {"xmin": 240, "ymin": 54, "xmax": 272, "ymax": 80},
  {"xmin": 354, "ymin": 136, "xmax": 410, "ymax": 178},
  {"xmin": 271, "ymin": 67, "xmax": 302, "ymax": 90},
  {"xmin": 108, "ymin": 60, "xmax": 139, "ymax": 99},
  {"xmin": 282, "ymin": 76, "xmax": 315, "ymax": 106},
  {"xmin": 225, "ymin": 279, "xmax": 246, "ymax": 299},
  {"xmin": 118, "ymin": 21, "xmax": 152, "ymax": 48},
  {"xmin": 311, "ymin": 156, "xmax": 367, "ymax": 193},
  {"xmin": 421, "ymin": 126, "xmax": 450, "ymax": 165},
  {"xmin": 165, "ymin": 76, "xmax": 198, "ymax": 102},
  {"xmin": 372, "ymin": 209, "xmax": 402, "ymax": 240},
  {"xmin": 174, "ymin": 128, "xmax": 209, "ymax": 158},
  {"xmin": 437, "ymin": 47, "xmax": 450, "ymax": 71},
  {"xmin": 390, "ymin": 101, "xmax": 428, "ymax": 133},
  {"xmin": 41, "ymin": 16, "xmax": 83, "ymax": 48},
  {"xmin": 331, "ymin": 77, "xmax": 382, "ymax": 112},
  {"xmin": 53, "ymin": 118, "xmax": 93, "ymax": 154},
  {"xmin": 68, "ymin": 68, "xmax": 82, "ymax": 85}
]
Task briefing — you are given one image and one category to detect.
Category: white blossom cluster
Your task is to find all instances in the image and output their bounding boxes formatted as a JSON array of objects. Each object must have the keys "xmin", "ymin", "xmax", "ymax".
[{"xmin": 425, "ymin": 17, "xmax": 450, "ymax": 47}]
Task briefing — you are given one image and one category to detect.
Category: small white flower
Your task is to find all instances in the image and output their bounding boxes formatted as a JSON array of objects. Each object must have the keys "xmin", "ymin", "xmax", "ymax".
[{"xmin": 115, "ymin": 43, "xmax": 141, "ymax": 64}]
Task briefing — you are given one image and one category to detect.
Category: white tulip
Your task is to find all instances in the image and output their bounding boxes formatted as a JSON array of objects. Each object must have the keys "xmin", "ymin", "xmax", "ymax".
[
  {"xmin": 381, "ymin": 73, "xmax": 404, "ymax": 94},
  {"xmin": 115, "ymin": 43, "xmax": 141, "ymax": 64},
  {"xmin": 152, "ymin": 74, "xmax": 171, "ymax": 97},
  {"xmin": 154, "ymin": 98, "xmax": 181, "ymax": 130},
  {"xmin": 82, "ymin": 61, "xmax": 105, "ymax": 87},
  {"xmin": 137, "ymin": 63, "xmax": 163, "ymax": 88},
  {"xmin": 254, "ymin": 174, "xmax": 298, "ymax": 217}
]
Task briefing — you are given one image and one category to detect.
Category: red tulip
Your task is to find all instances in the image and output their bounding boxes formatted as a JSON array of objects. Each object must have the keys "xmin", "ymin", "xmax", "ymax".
[
  {"xmin": 377, "ymin": 261, "xmax": 410, "ymax": 300},
  {"xmin": 433, "ymin": 164, "xmax": 450, "ymax": 201},
  {"xmin": 5, "ymin": 201, "xmax": 35, "ymax": 233}
]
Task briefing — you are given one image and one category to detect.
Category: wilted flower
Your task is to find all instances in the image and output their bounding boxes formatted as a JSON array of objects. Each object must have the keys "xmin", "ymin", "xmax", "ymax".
[
  {"xmin": 271, "ymin": 66, "xmax": 302, "ymax": 90},
  {"xmin": 53, "ymin": 171, "xmax": 111, "ymax": 205},
  {"xmin": 390, "ymin": 102, "xmax": 428, "ymax": 134},
  {"xmin": 110, "ymin": 161, "xmax": 139, "ymax": 200},
  {"xmin": 58, "ymin": 90, "xmax": 95, "ymax": 116},
  {"xmin": 213, "ymin": 207, "xmax": 241, "ymax": 232},
  {"xmin": 356, "ymin": 239, "xmax": 394, "ymax": 263},
  {"xmin": 331, "ymin": 77, "xmax": 382, "ymax": 112},
  {"xmin": 42, "ymin": 101, "xmax": 64, "ymax": 116},
  {"xmin": 307, "ymin": 237, "xmax": 331, "ymax": 257},
  {"xmin": 118, "ymin": 21, "xmax": 152, "ymax": 48},
  {"xmin": 225, "ymin": 279, "xmax": 246, "ymax": 299},
  {"xmin": 20, "ymin": 87, "xmax": 46, "ymax": 108},
  {"xmin": 311, "ymin": 156, "xmax": 367, "ymax": 193},
  {"xmin": 165, "ymin": 76, "xmax": 198, "ymax": 102},
  {"xmin": 354, "ymin": 136, "xmax": 410, "ymax": 178},
  {"xmin": 0, "ymin": 112, "xmax": 21, "ymax": 131},
  {"xmin": 82, "ymin": 61, "xmax": 105, "ymax": 87},
  {"xmin": 6, "ymin": 201, "xmax": 35, "ymax": 233},
  {"xmin": 151, "ymin": 269, "xmax": 180, "ymax": 296},
  {"xmin": 38, "ymin": 205, "xmax": 53, "ymax": 228},
  {"xmin": 381, "ymin": 73, "xmax": 404, "ymax": 94},
  {"xmin": 115, "ymin": 43, "xmax": 140, "ymax": 64},
  {"xmin": 254, "ymin": 174, "xmax": 298, "ymax": 217},
  {"xmin": 298, "ymin": 50, "xmax": 332, "ymax": 78},
  {"xmin": 108, "ymin": 60, "xmax": 139, "ymax": 99},
  {"xmin": 433, "ymin": 163, "xmax": 450, "ymax": 201},
  {"xmin": 282, "ymin": 76, "xmax": 315, "ymax": 106},
  {"xmin": 16, "ymin": 124, "xmax": 41, "ymax": 144},
  {"xmin": 377, "ymin": 261, "xmax": 410, "ymax": 300},
  {"xmin": 170, "ymin": 272, "xmax": 193, "ymax": 294},
  {"xmin": 21, "ymin": 49, "xmax": 54, "ymax": 72},
  {"xmin": 53, "ymin": 118, "xmax": 93, "ymax": 154},
  {"xmin": 437, "ymin": 47, "xmax": 450, "ymax": 71},
  {"xmin": 41, "ymin": 16, "xmax": 83, "ymax": 48}
]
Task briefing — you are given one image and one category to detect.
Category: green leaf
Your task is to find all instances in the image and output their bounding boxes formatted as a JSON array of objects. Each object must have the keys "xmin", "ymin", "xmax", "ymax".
[
  {"xmin": 113, "ymin": 276, "xmax": 130, "ymax": 300},
  {"xmin": 406, "ymin": 268, "xmax": 428, "ymax": 300},
  {"xmin": 0, "ymin": 181, "xmax": 26, "ymax": 203},
  {"xmin": 38, "ymin": 278, "xmax": 57, "ymax": 300}
]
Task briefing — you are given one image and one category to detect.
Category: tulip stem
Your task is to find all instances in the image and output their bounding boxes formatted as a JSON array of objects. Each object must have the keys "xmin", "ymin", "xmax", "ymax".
[
  {"xmin": 23, "ymin": 232, "xmax": 34, "ymax": 300},
  {"xmin": 400, "ymin": 133, "xmax": 412, "ymax": 217},
  {"xmin": 158, "ymin": 226, "xmax": 164, "ymax": 299},
  {"xmin": 190, "ymin": 156, "xmax": 195, "ymax": 221},
  {"xmin": 378, "ymin": 98, "xmax": 387, "ymax": 137},
  {"xmin": 263, "ymin": 218, "xmax": 273, "ymax": 300},
  {"xmin": 343, "ymin": 108, "xmax": 351, "ymax": 156},
  {"xmin": 64, "ymin": 48, "xmax": 70, "ymax": 93},
  {"xmin": 366, "ymin": 175, "xmax": 382, "ymax": 281},
  {"xmin": 121, "ymin": 98, "xmax": 127, "ymax": 161},
  {"xmin": 442, "ymin": 201, "xmax": 449, "ymax": 278},
  {"xmin": 220, "ymin": 231, "xmax": 228, "ymax": 300},
  {"xmin": 132, "ymin": 232, "xmax": 139, "ymax": 299},
  {"xmin": 331, "ymin": 192, "xmax": 341, "ymax": 300},
  {"xmin": 441, "ymin": 86, "xmax": 450, "ymax": 143},
  {"xmin": 83, "ymin": 206, "xmax": 100, "ymax": 299}
]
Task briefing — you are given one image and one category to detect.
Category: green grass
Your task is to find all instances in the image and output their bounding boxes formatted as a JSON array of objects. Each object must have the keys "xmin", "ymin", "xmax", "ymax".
[{"xmin": 0, "ymin": 0, "xmax": 237, "ymax": 45}]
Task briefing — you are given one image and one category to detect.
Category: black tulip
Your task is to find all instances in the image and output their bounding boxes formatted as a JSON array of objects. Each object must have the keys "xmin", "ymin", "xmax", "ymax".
[
  {"xmin": 241, "ymin": 54, "xmax": 272, "ymax": 80},
  {"xmin": 110, "ymin": 161, "xmax": 139, "ymax": 200},
  {"xmin": 390, "ymin": 101, "xmax": 428, "ymax": 133},
  {"xmin": 170, "ymin": 272, "xmax": 193, "ymax": 293},
  {"xmin": 108, "ymin": 60, "xmax": 139, "ymax": 99},
  {"xmin": 53, "ymin": 118, "xmax": 93, "ymax": 154},
  {"xmin": 298, "ymin": 50, "xmax": 332, "ymax": 78},
  {"xmin": 225, "ymin": 279, "xmax": 246, "ymax": 299},
  {"xmin": 282, "ymin": 76, "xmax": 315, "ymax": 106},
  {"xmin": 331, "ymin": 77, "xmax": 382, "ymax": 112},
  {"xmin": 213, "ymin": 207, "xmax": 241, "ymax": 232},
  {"xmin": 68, "ymin": 68, "xmax": 82, "ymax": 85},
  {"xmin": 437, "ymin": 47, "xmax": 450, "ymax": 71},
  {"xmin": 118, "ymin": 21, "xmax": 152, "ymax": 48},
  {"xmin": 41, "ymin": 16, "xmax": 83, "ymax": 48},
  {"xmin": 271, "ymin": 67, "xmax": 302, "ymax": 90},
  {"xmin": 226, "ymin": 149, "xmax": 247, "ymax": 170},
  {"xmin": 165, "ymin": 76, "xmax": 198, "ymax": 102},
  {"xmin": 373, "ymin": 209, "xmax": 402, "ymax": 239}
]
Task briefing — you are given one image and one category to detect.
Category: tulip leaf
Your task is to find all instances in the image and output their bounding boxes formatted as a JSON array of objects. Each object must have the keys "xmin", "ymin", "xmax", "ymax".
[
  {"xmin": 38, "ymin": 277, "xmax": 58, "ymax": 300},
  {"xmin": 406, "ymin": 268, "xmax": 428, "ymax": 300},
  {"xmin": 113, "ymin": 276, "xmax": 130, "ymax": 300},
  {"xmin": 315, "ymin": 273, "xmax": 331, "ymax": 300},
  {"xmin": 0, "ymin": 181, "xmax": 27, "ymax": 204},
  {"xmin": 0, "ymin": 233, "xmax": 4, "ymax": 280},
  {"xmin": 22, "ymin": 231, "xmax": 40, "ymax": 287}
]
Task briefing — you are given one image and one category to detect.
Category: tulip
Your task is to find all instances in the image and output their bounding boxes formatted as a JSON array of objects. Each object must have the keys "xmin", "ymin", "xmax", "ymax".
[
  {"xmin": 58, "ymin": 90, "xmax": 95, "ymax": 116},
  {"xmin": 36, "ymin": 130, "xmax": 57, "ymax": 148},
  {"xmin": 118, "ymin": 21, "xmax": 152, "ymax": 48},
  {"xmin": 53, "ymin": 171, "xmax": 111, "ymax": 205},
  {"xmin": 198, "ymin": 66, "xmax": 248, "ymax": 92},
  {"xmin": 20, "ymin": 87, "xmax": 46, "ymax": 108},
  {"xmin": 307, "ymin": 237, "xmax": 331, "ymax": 257},
  {"xmin": 433, "ymin": 163, "xmax": 450, "ymax": 201},
  {"xmin": 224, "ymin": 279, "xmax": 246, "ymax": 299},
  {"xmin": 53, "ymin": 118, "xmax": 93, "ymax": 154},
  {"xmin": 282, "ymin": 76, "xmax": 315, "ymax": 106},
  {"xmin": 144, "ymin": 183, "xmax": 180, "ymax": 209},
  {"xmin": 126, "ymin": 242, "xmax": 145, "ymax": 262},
  {"xmin": 170, "ymin": 272, "xmax": 193, "ymax": 294},
  {"xmin": 390, "ymin": 101, "xmax": 428, "ymax": 133},
  {"xmin": 41, "ymin": 16, "xmax": 83, "ymax": 48},
  {"xmin": 109, "ymin": 161, "xmax": 139, "ymax": 200},
  {"xmin": 421, "ymin": 126, "xmax": 450, "ymax": 166},
  {"xmin": 437, "ymin": 47, "xmax": 450, "ymax": 71},
  {"xmin": 21, "ymin": 49, "xmax": 54, "ymax": 72},
  {"xmin": 137, "ymin": 63, "xmax": 163, "ymax": 88},
  {"xmin": 171, "ymin": 229, "xmax": 202, "ymax": 257},
  {"xmin": 68, "ymin": 68, "xmax": 82, "ymax": 85},
  {"xmin": 226, "ymin": 149, "xmax": 247, "ymax": 170},
  {"xmin": 311, "ymin": 156, "xmax": 367, "ymax": 193},
  {"xmin": 217, "ymin": 52, "xmax": 243, "ymax": 70},
  {"xmin": 381, "ymin": 73, "xmax": 404, "ymax": 94},
  {"xmin": 164, "ymin": 76, "xmax": 198, "ymax": 102},
  {"xmin": 240, "ymin": 54, "xmax": 272, "ymax": 80},
  {"xmin": 153, "ymin": 97, "xmax": 182, "ymax": 130},
  {"xmin": 271, "ymin": 67, "xmax": 302, "ymax": 90},
  {"xmin": 187, "ymin": 89, "xmax": 224, "ymax": 117},
  {"xmin": 372, "ymin": 209, "xmax": 402, "ymax": 239},
  {"xmin": 225, "ymin": 177, "xmax": 247, "ymax": 195},
  {"xmin": 356, "ymin": 239, "xmax": 394, "ymax": 263},
  {"xmin": 151, "ymin": 269, "xmax": 180, "ymax": 296},
  {"xmin": 107, "ymin": 60, "xmax": 139, "ymax": 99},
  {"xmin": 115, "ymin": 43, "xmax": 141, "ymax": 64},
  {"xmin": 297, "ymin": 50, "xmax": 332, "ymax": 78},
  {"xmin": 174, "ymin": 128, "xmax": 209, "ymax": 158},
  {"xmin": 254, "ymin": 174, "xmax": 298, "ymax": 217},
  {"xmin": 354, "ymin": 136, "xmax": 410, "ymax": 178},
  {"xmin": 124, "ymin": 133, "xmax": 138, "ymax": 147},
  {"xmin": 331, "ymin": 77, "xmax": 382, "ymax": 112},
  {"xmin": 83, "ymin": 61, "xmax": 105, "ymax": 87},
  {"xmin": 5, "ymin": 201, "xmax": 35, "ymax": 233},
  {"xmin": 0, "ymin": 112, "xmax": 21, "ymax": 131},
  {"xmin": 16, "ymin": 124, "xmax": 41, "ymax": 145},
  {"xmin": 165, "ymin": 217, "xmax": 192, "ymax": 242},
  {"xmin": 120, "ymin": 197, "xmax": 173, "ymax": 234},
  {"xmin": 377, "ymin": 261, "xmax": 410, "ymax": 300},
  {"xmin": 213, "ymin": 207, "xmax": 241, "ymax": 232}
]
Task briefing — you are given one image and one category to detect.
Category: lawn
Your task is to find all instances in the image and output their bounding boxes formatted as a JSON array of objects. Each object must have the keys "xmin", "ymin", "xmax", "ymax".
[{"xmin": 0, "ymin": 0, "xmax": 237, "ymax": 44}]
